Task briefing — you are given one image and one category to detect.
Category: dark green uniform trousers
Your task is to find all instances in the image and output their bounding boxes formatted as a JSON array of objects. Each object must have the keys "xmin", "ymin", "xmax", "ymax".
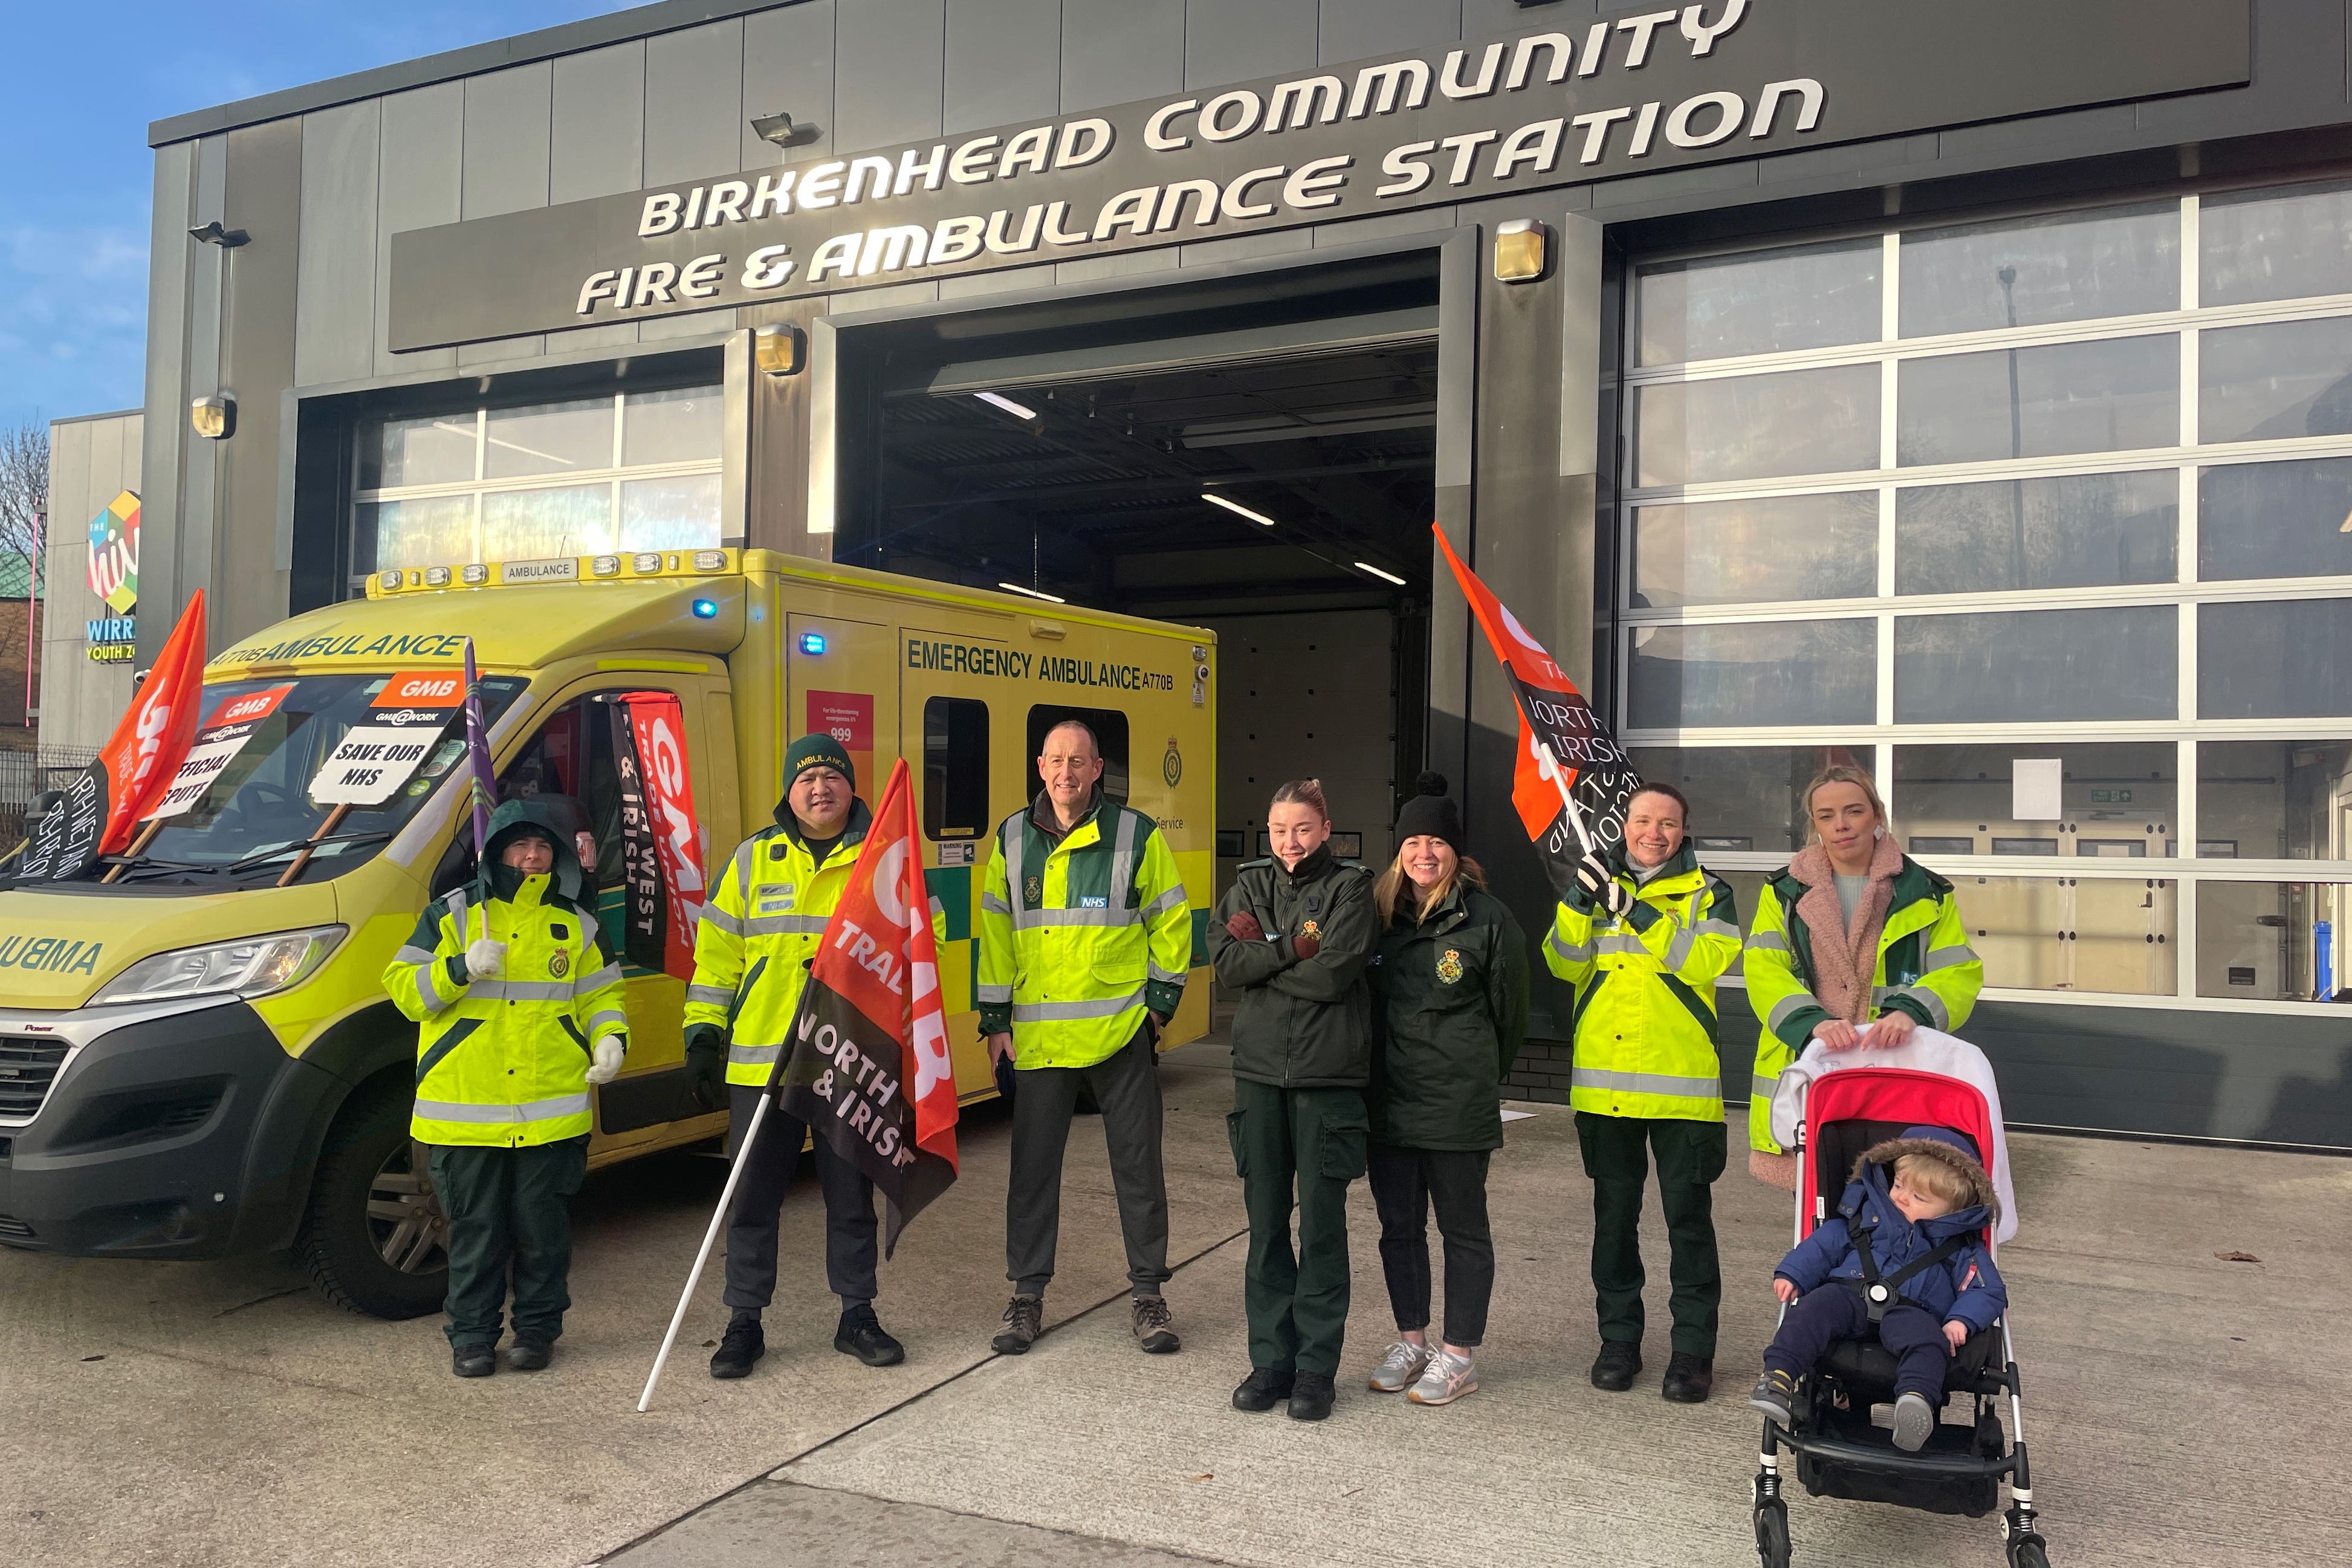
[
  {"xmin": 1228, "ymin": 1080, "xmax": 1368, "ymax": 1378},
  {"xmin": 1573, "ymin": 1112, "xmax": 1726, "ymax": 1358},
  {"xmin": 429, "ymin": 1135, "xmax": 589, "ymax": 1349}
]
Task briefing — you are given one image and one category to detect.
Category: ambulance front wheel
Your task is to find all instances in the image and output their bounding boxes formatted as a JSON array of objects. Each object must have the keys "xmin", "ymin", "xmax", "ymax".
[{"xmin": 296, "ymin": 1081, "xmax": 449, "ymax": 1319}]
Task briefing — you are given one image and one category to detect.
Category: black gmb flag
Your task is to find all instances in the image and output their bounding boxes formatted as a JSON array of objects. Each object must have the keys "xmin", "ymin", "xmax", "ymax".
[{"xmin": 1434, "ymin": 525, "xmax": 1643, "ymax": 904}]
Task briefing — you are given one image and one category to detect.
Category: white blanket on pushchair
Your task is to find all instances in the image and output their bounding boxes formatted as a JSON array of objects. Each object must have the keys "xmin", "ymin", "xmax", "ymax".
[{"xmin": 1768, "ymin": 1027, "xmax": 2018, "ymax": 1243}]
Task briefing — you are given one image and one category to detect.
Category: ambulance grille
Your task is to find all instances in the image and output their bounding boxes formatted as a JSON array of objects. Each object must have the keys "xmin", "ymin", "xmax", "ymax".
[{"xmin": 0, "ymin": 1038, "xmax": 70, "ymax": 1121}]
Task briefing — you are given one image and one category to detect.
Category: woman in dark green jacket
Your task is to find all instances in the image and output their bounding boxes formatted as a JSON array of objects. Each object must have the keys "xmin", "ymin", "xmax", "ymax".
[
  {"xmin": 1208, "ymin": 777, "xmax": 1378, "ymax": 1424},
  {"xmin": 1362, "ymin": 779, "xmax": 1529, "ymax": 1408}
]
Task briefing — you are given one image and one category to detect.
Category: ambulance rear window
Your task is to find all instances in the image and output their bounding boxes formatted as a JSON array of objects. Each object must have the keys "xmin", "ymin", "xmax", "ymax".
[{"xmin": 923, "ymin": 697, "xmax": 990, "ymax": 840}]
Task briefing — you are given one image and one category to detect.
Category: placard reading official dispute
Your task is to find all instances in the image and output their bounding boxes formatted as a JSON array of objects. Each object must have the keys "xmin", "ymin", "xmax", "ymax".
[
  {"xmin": 149, "ymin": 685, "xmax": 293, "ymax": 820},
  {"xmin": 309, "ymin": 672, "xmax": 464, "ymax": 806}
]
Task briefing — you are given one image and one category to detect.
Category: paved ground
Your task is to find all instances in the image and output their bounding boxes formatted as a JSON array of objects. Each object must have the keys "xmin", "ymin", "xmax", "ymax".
[{"xmin": 4, "ymin": 1038, "xmax": 2346, "ymax": 1568}]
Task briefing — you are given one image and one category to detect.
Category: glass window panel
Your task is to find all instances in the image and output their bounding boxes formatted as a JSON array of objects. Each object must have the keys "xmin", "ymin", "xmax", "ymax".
[
  {"xmin": 363, "ymin": 496, "xmax": 474, "ymax": 570},
  {"xmin": 1955, "ymin": 873, "xmax": 2175, "ymax": 995},
  {"xmin": 481, "ymin": 484, "xmax": 614, "ymax": 560},
  {"xmin": 1894, "ymin": 606, "xmax": 2177, "ymax": 722},
  {"xmin": 2198, "ymin": 316, "xmax": 2352, "ymax": 445},
  {"xmin": 1630, "ymin": 492, "xmax": 1877, "ymax": 609},
  {"xmin": 2195, "ymin": 880, "xmax": 2352, "ymax": 1000},
  {"xmin": 2199, "ymin": 457, "xmax": 2352, "ymax": 582},
  {"xmin": 1894, "ymin": 744, "xmax": 2176, "ymax": 858},
  {"xmin": 1625, "ymin": 744, "xmax": 1874, "ymax": 855},
  {"xmin": 1897, "ymin": 336, "xmax": 2178, "ymax": 466},
  {"xmin": 1895, "ymin": 470, "xmax": 2177, "ymax": 594},
  {"xmin": 2197, "ymin": 740, "xmax": 2352, "ymax": 861},
  {"xmin": 923, "ymin": 697, "xmax": 992, "ymax": 841},
  {"xmin": 1627, "ymin": 620, "xmax": 1876, "ymax": 728},
  {"xmin": 2201, "ymin": 180, "xmax": 2352, "ymax": 309},
  {"xmin": 621, "ymin": 384, "xmax": 724, "ymax": 466},
  {"xmin": 484, "ymin": 397, "xmax": 615, "ymax": 479},
  {"xmin": 1898, "ymin": 204, "xmax": 2179, "ymax": 337},
  {"xmin": 1635, "ymin": 239, "xmax": 1882, "ymax": 365},
  {"xmin": 2199, "ymin": 598, "xmax": 2352, "ymax": 719},
  {"xmin": 1634, "ymin": 364, "xmax": 1879, "ymax": 487},
  {"xmin": 620, "ymin": 474, "xmax": 722, "ymax": 551},
  {"xmin": 358, "ymin": 413, "xmax": 476, "ymax": 490}
]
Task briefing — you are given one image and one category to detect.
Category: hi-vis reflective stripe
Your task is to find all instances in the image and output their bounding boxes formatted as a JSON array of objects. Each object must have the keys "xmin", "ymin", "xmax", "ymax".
[
  {"xmin": 1571, "ymin": 1066, "xmax": 1720, "ymax": 1100},
  {"xmin": 467, "ymin": 979, "xmax": 573, "ymax": 1002},
  {"xmin": 1883, "ymin": 985, "xmax": 1951, "ymax": 1030},
  {"xmin": 1665, "ymin": 927, "xmax": 1696, "ymax": 970},
  {"xmin": 701, "ymin": 904, "xmax": 745, "ymax": 936},
  {"xmin": 980, "ymin": 890, "xmax": 1012, "ymax": 916},
  {"xmin": 977, "ymin": 982, "xmax": 1014, "ymax": 1004},
  {"xmin": 1022, "ymin": 905, "xmax": 1138, "ymax": 928},
  {"xmin": 1110, "ymin": 809, "xmax": 1139, "ymax": 910},
  {"xmin": 1012, "ymin": 988, "xmax": 1147, "ymax": 1022},
  {"xmin": 395, "ymin": 944, "xmax": 438, "ymax": 967},
  {"xmin": 1767, "ymin": 991, "xmax": 1820, "ymax": 1031},
  {"xmin": 687, "ymin": 982, "xmax": 734, "ymax": 1007},
  {"xmin": 1547, "ymin": 927, "xmax": 1593, "ymax": 965},
  {"xmin": 1745, "ymin": 930, "xmax": 1790, "ymax": 953},
  {"xmin": 1752, "ymin": 1072, "xmax": 1778, "ymax": 1098},
  {"xmin": 414, "ymin": 1092, "xmax": 591, "ymax": 1124},
  {"xmin": 410, "ymin": 957, "xmax": 449, "ymax": 1012},
  {"xmin": 588, "ymin": 1008, "xmax": 628, "ymax": 1034},
  {"xmin": 728, "ymin": 1043, "xmax": 783, "ymax": 1066},
  {"xmin": 1002, "ymin": 815, "xmax": 1028, "ymax": 912},
  {"xmin": 743, "ymin": 913, "xmax": 829, "ymax": 936},
  {"xmin": 1695, "ymin": 919, "xmax": 1741, "ymax": 940},
  {"xmin": 1925, "ymin": 944, "xmax": 1980, "ymax": 973},
  {"xmin": 1148, "ymin": 959, "xmax": 1185, "ymax": 983},
  {"xmin": 1141, "ymin": 885, "xmax": 1185, "ymax": 919},
  {"xmin": 572, "ymin": 962, "xmax": 623, "ymax": 994},
  {"xmin": 1595, "ymin": 932, "xmax": 1650, "ymax": 957}
]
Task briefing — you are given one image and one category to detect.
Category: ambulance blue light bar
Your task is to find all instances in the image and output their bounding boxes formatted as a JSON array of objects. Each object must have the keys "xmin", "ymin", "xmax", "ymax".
[{"xmin": 799, "ymin": 632, "xmax": 827, "ymax": 654}]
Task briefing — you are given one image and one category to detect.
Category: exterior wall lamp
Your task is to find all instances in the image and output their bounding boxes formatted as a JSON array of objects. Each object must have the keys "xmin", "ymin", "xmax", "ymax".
[
  {"xmin": 190, "ymin": 394, "xmax": 236, "ymax": 439},
  {"xmin": 750, "ymin": 111, "xmax": 822, "ymax": 148},
  {"xmin": 754, "ymin": 322, "xmax": 807, "ymax": 376},
  {"xmin": 1493, "ymin": 219, "xmax": 1550, "ymax": 283}
]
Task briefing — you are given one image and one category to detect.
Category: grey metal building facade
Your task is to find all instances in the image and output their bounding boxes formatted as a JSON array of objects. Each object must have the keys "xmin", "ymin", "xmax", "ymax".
[{"xmin": 135, "ymin": 0, "xmax": 2352, "ymax": 1147}]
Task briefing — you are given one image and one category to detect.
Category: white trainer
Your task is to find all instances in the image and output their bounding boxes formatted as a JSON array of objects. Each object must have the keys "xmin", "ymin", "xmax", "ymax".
[
  {"xmin": 1407, "ymin": 1347, "xmax": 1479, "ymax": 1406},
  {"xmin": 1368, "ymin": 1340, "xmax": 1431, "ymax": 1393}
]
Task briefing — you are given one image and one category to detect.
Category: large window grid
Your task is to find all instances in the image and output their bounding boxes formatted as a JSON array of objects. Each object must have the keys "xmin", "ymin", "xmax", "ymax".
[
  {"xmin": 355, "ymin": 386, "xmax": 725, "ymax": 575},
  {"xmin": 1623, "ymin": 186, "xmax": 2352, "ymax": 1015}
]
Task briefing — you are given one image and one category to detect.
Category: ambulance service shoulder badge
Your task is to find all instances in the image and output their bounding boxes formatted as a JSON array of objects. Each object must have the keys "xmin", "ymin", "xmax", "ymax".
[
  {"xmin": 549, "ymin": 948, "xmax": 570, "ymax": 979},
  {"xmin": 1436, "ymin": 948, "xmax": 1463, "ymax": 984}
]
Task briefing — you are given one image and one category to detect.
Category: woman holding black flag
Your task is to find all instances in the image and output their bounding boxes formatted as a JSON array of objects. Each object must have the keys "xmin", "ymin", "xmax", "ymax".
[{"xmin": 1360, "ymin": 776, "xmax": 1528, "ymax": 1408}]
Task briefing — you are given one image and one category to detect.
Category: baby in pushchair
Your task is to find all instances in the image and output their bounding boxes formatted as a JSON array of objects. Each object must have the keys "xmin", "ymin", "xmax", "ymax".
[{"xmin": 1748, "ymin": 1127, "xmax": 2008, "ymax": 1452}]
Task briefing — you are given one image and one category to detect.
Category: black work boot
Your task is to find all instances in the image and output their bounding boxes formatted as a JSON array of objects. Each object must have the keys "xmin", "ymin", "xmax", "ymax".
[
  {"xmin": 451, "ymin": 1343, "xmax": 496, "ymax": 1378},
  {"xmin": 505, "ymin": 1337, "xmax": 553, "ymax": 1372},
  {"xmin": 709, "ymin": 1316, "xmax": 766, "ymax": 1380},
  {"xmin": 835, "ymin": 1303, "xmax": 905, "ymax": 1367},
  {"xmin": 1231, "ymin": 1367, "xmax": 1295, "ymax": 1413},
  {"xmin": 992, "ymin": 1294, "xmax": 1044, "ymax": 1355},
  {"xmin": 1590, "ymin": 1339, "xmax": 1642, "ymax": 1391},
  {"xmin": 1287, "ymin": 1371, "xmax": 1337, "ymax": 1422},
  {"xmin": 1661, "ymin": 1351, "xmax": 1714, "ymax": 1404}
]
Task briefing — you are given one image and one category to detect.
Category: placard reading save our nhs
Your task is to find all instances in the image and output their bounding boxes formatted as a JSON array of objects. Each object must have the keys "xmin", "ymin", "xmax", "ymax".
[{"xmin": 386, "ymin": 0, "xmax": 2248, "ymax": 352}]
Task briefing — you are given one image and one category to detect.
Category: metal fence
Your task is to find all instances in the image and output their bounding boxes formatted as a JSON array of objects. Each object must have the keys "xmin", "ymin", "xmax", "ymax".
[{"xmin": 0, "ymin": 747, "xmax": 99, "ymax": 844}]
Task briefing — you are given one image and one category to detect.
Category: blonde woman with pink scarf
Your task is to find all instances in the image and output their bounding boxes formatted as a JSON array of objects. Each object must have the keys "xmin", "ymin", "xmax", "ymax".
[{"xmin": 1740, "ymin": 767, "xmax": 1984, "ymax": 1188}]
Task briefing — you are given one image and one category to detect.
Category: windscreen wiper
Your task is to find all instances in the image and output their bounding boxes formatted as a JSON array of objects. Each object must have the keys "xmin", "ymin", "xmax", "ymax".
[{"xmin": 219, "ymin": 829, "xmax": 395, "ymax": 875}]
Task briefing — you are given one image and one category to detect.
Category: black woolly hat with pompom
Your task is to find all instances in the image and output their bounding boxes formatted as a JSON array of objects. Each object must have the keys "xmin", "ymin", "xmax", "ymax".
[{"xmin": 1393, "ymin": 771, "xmax": 1462, "ymax": 853}]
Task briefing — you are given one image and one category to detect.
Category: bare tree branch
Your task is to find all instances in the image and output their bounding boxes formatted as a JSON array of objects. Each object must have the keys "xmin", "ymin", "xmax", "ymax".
[{"xmin": 0, "ymin": 421, "xmax": 49, "ymax": 580}]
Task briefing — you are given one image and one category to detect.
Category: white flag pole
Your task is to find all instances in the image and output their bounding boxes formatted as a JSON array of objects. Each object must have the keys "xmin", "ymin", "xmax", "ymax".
[
  {"xmin": 1537, "ymin": 740, "xmax": 1598, "ymax": 855},
  {"xmin": 637, "ymin": 1088, "xmax": 771, "ymax": 1412}
]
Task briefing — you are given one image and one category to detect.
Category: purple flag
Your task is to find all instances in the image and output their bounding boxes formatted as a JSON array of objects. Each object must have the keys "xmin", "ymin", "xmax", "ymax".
[{"xmin": 462, "ymin": 638, "xmax": 497, "ymax": 857}]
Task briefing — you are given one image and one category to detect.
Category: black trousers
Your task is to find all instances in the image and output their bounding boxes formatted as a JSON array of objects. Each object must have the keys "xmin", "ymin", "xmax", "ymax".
[
  {"xmin": 430, "ymin": 1136, "xmax": 588, "ymax": 1349},
  {"xmin": 1006, "ymin": 1028, "xmax": 1169, "ymax": 1298},
  {"xmin": 1764, "ymin": 1287, "xmax": 1950, "ymax": 1402},
  {"xmin": 1573, "ymin": 1112, "xmax": 1726, "ymax": 1358},
  {"xmin": 723, "ymin": 1086, "xmax": 880, "ymax": 1312},
  {"xmin": 1367, "ymin": 1144, "xmax": 1495, "ymax": 1348}
]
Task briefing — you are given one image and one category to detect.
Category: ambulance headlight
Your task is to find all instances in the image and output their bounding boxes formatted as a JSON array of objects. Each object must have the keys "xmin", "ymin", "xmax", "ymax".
[{"xmin": 91, "ymin": 925, "xmax": 346, "ymax": 1006}]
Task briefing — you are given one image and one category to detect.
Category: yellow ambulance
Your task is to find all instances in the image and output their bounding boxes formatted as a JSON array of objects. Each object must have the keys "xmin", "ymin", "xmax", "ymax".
[{"xmin": 0, "ymin": 549, "xmax": 1216, "ymax": 1316}]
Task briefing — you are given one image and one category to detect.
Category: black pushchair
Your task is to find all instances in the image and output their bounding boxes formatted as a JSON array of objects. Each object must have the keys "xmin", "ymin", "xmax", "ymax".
[{"xmin": 1751, "ymin": 1046, "xmax": 2049, "ymax": 1566}]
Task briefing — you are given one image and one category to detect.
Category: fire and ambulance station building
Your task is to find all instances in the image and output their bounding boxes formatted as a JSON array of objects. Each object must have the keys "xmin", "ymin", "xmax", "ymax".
[{"xmin": 124, "ymin": 0, "xmax": 2352, "ymax": 1147}]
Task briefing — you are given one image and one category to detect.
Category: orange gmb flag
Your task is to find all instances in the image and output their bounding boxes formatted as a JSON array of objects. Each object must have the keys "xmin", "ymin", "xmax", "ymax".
[
  {"xmin": 1432, "ymin": 527, "xmax": 1642, "ymax": 900},
  {"xmin": 776, "ymin": 757, "xmax": 959, "ymax": 1255},
  {"xmin": 102, "ymin": 589, "xmax": 208, "ymax": 854}
]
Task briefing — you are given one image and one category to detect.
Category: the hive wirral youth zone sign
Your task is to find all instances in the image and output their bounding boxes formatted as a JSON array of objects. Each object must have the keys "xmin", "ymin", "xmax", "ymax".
[{"xmin": 387, "ymin": 0, "xmax": 2250, "ymax": 351}]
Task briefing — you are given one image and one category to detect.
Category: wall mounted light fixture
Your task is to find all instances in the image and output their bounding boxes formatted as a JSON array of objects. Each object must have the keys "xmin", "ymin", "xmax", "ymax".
[
  {"xmin": 190, "ymin": 395, "xmax": 236, "ymax": 439},
  {"xmin": 750, "ymin": 111, "xmax": 822, "ymax": 148},
  {"xmin": 754, "ymin": 322, "xmax": 807, "ymax": 376},
  {"xmin": 1494, "ymin": 219, "xmax": 1550, "ymax": 283}
]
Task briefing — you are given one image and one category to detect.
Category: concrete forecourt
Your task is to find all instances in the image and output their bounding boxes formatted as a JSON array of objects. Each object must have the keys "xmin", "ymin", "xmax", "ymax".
[{"xmin": 1, "ymin": 1039, "xmax": 2337, "ymax": 1568}]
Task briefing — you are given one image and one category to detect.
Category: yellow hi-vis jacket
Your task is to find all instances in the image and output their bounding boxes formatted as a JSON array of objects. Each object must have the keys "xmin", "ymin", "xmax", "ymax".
[
  {"xmin": 682, "ymin": 800, "xmax": 872, "ymax": 1087},
  {"xmin": 385, "ymin": 815, "xmax": 627, "ymax": 1148},
  {"xmin": 1740, "ymin": 857, "xmax": 1983, "ymax": 1153},
  {"xmin": 977, "ymin": 790, "xmax": 1191, "ymax": 1071},
  {"xmin": 1544, "ymin": 843, "xmax": 1743, "ymax": 1123}
]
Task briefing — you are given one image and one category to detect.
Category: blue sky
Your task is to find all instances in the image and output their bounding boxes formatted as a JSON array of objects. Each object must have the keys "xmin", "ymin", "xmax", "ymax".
[{"xmin": 1, "ymin": 2, "xmax": 645, "ymax": 432}]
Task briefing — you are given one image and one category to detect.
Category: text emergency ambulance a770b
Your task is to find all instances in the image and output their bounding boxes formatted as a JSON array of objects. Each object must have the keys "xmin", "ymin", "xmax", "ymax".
[{"xmin": 0, "ymin": 549, "xmax": 1216, "ymax": 1317}]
